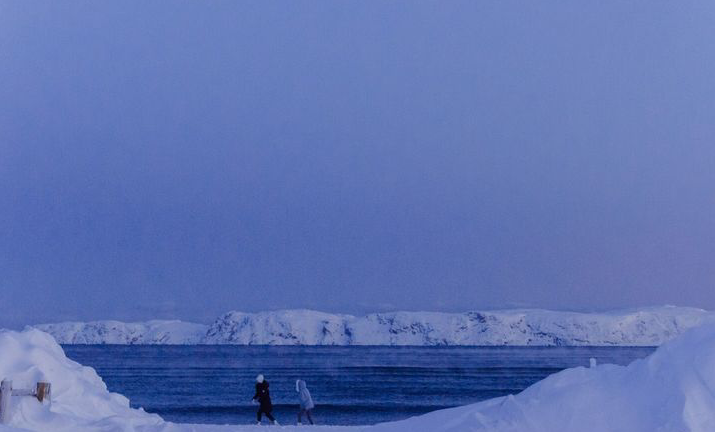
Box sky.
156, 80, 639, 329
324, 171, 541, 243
1, 1, 715, 328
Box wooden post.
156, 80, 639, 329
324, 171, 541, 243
36, 382, 51, 403
0, 379, 12, 424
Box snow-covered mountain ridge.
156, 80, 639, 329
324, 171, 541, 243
34, 320, 207, 345
34, 306, 712, 346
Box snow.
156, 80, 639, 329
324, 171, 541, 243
3, 319, 715, 432
203, 310, 352, 345
34, 320, 207, 345
370, 315, 715, 432
0, 329, 162, 432
35, 306, 711, 346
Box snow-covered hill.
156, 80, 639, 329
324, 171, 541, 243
34, 320, 207, 345
34, 306, 712, 346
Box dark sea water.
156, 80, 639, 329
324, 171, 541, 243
63, 345, 654, 426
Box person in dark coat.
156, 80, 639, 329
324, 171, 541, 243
252, 374, 278, 425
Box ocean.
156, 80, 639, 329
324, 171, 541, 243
63, 345, 654, 426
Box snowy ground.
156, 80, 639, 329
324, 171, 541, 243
0, 425, 358, 432
3, 320, 715, 432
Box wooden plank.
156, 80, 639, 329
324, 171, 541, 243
0, 380, 12, 424
36, 382, 51, 403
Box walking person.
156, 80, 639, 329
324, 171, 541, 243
253, 374, 279, 425
296, 379, 315, 425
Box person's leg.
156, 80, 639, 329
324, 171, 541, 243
298, 409, 303, 423
264, 411, 276, 422
257, 408, 262, 422
306, 409, 314, 425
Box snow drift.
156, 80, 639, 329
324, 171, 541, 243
35, 306, 711, 346
371, 316, 715, 432
0, 329, 163, 432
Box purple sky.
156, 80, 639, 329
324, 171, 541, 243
1, 1, 715, 328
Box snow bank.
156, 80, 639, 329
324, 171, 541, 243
371, 317, 715, 432
0, 328, 163, 432
36, 306, 712, 346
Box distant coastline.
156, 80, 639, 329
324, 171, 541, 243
32, 306, 711, 347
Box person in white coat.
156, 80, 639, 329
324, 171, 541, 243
295, 379, 315, 425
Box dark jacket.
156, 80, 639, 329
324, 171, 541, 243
253, 381, 272, 411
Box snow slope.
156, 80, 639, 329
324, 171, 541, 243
0, 329, 164, 432
369, 316, 715, 432
5, 318, 715, 432
34, 320, 207, 345
36, 306, 711, 346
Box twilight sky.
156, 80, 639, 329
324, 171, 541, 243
1, 1, 715, 328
